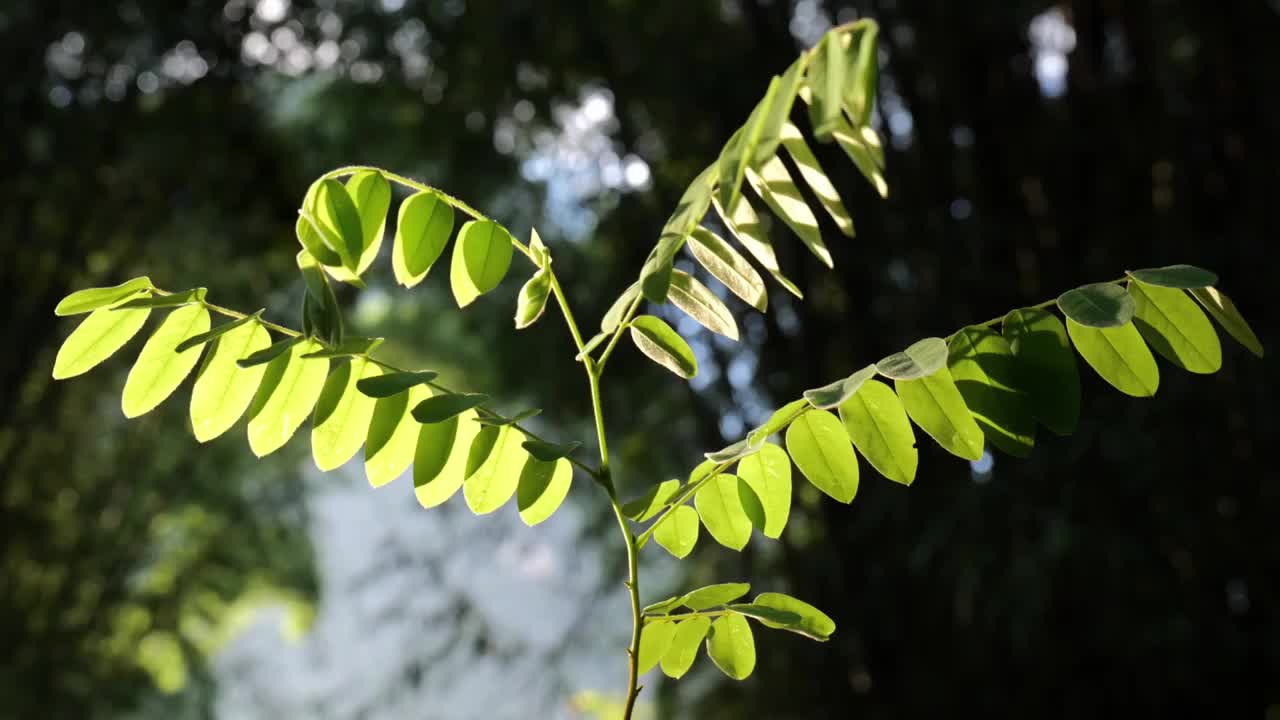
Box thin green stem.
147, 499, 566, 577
633, 458, 733, 548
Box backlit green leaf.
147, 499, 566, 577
1002, 308, 1080, 435
1066, 319, 1160, 398
1128, 281, 1221, 374
785, 409, 859, 503
301, 336, 383, 359
735, 443, 791, 539
464, 425, 529, 514
713, 194, 782, 279
1128, 264, 1217, 289
356, 370, 438, 398
707, 614, 755, 681
517, 457, 573, 526
718, 76, 780, 213
297, 250, 342, 345
414, 408, 482, 509
695, 474, 755, 550
1190, 286, 1264, 358
451, 220, 514, 307
629, 315, 698, 379
189, 319, 271, 442
515, 267, 552, 329
53, 299, 151, 380
411, 392, 489, 424
876, 337, 948, 380
601, 283, 640, 334
746, 157, 832, 269
807, 32, 848, 139
725, 604, 802, 627
661, 617, 711, 679
780, 123, 854, 237
121, 304, 210, 418
748, 399, 810, 444
311, 358, 379, 471
655, 505, 699, 559
637, 620, 677, 676
838, 378, 918, 485
246, 340, 329, 457
55, 276, 154, 316
669, 269, 739, 340
643, 596, 686, 616
314, 178, 366, 274
751, 56, 808, 166
804, 363, 876, 409
639, 233, 685, 305
176, 313, 258, 353
896, 367, 984, 461
521, 439, 582, 462
623, 479, 682, 522
844, 23, 880, 126
393, 191, 455, 288
832, 119, 889, 197
947, 327, 1036, 457
705, 436, 764, 464
681, 583, 751, 610
751, 592, 836, 641
1057, 283, 1135, 328
115, 287, 206, 309
346, 169, 390, 262
364, 384, 430, 487
236, 336, 302, 368
687, 226, 767, 312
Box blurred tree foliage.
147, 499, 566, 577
4, 0, 1276, 718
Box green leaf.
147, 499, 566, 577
115, 287, 206, 309
725, 604, 802, 627
393, 191, 455, 288
705, 436, 764, 464
529, 227, 550, 266
297, 250, 343, 345
1057, 282, 1135, 328
655, 505, 700, 559
190, 319, 271, 442
237, 336, 302, 368
745, 157, 832, 269
311, 357, 379, 471
1128, 281, 1222, 374
780, 123, 854, 237
623, 479, 682, 521
314, 179, 366, 274
629, 315, 698, 379
414, 408, 482, 509
52, 299, 152, 380
735, 443, 791, 539
575, 332, 608, 361
451, 220, 514, 308
639, 233, 685, 305
1127, 264, 1218, 289
713, 194, 782, 278
643, 596, 685, 616
718, 76, 781, 213
876, 337, 948, 380
695, 474, 756, 550
748, 398, 810, 444
804, 363, 876, 409
515, 267, 552, 329
175, 313, 258, 353
752, 56, 808, 166
246, 340, 329, 457
669, 269, 739, 341
356, 370, 438, 398
1066, 319, 1160, 398
661, 617, 711, 679
346, 169, 391, 263
1002, 308, 1080, 435
947, 327, 1036, 458
680, 583, 751, 610
601, 283, 640, 333
365, 385, 430, 487
844, 23, 880, 126
294, 207, 343, 269
832, 119, 889, 197
687, 226, 767, 312
807, 32, 849, 139
644, 165, 716, 305
517, 457, 573, 526
463, 425, 529, 514
706, 614, 755, 680
896, 367, 985, 461
55, 276, 154, 316
637, 620, 677, 676
838, 378, 918, 485
411, 392, 489, 424
521, 439, 582, 463
1190, 286, 1264, 358
785, 410, 860, 503
301, 336, 383, 359
121, 304, 211, 418
751, 592, 836, 641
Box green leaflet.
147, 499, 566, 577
844, 23, 880, 126
735, 443, 791, 539
115, 287, 206, 309
876, 337, 948, 380
121, 304, 211, 418
411, 392, 489, 424
246, 340, 329, 458
1190, 286, 1264, 358
751, 55, 808, 166
746, 156, 832, 269
297, 250, 343, 345
356, 370, 438, 398
414, 408, 482, 509
52, 299, 151, 380
785, 409, 860, 503
694, 474, 756, 550
668, 269, 738, 340
718, 76, 780, 214
622, 479, 682, 522
516, 457, 573, 526
832, 119, 889, 197
1002, 307, 1080, 435
1128, 264, 1217, 289
661, 617, 712, 679
629, 315, 698, 379
705, 436, 764, 464
687, 226, 768, 312
713, 194, 780, 274
681, 582, 751, 610
707, 614, 756, 681
1066, 319, 1160, 398
838, 378, 918, 485
576, 333, 608, 360
725, 604, 803, 627
463, 425, 529, 514
601, 283, 640, 333
301, 336, 383, 359
780, 123, 854, 237
748, 398, 810, 445
1128, 281, 1222, 374
639, 233, 685, 305
521, 439, 581, 462
55, 276, 153, 316
315, 178, 366, 275
807, 31, 848, 139
804, 364, 876, 409
189, 319, 271, 442
637, 620, 678, 676
365, 384, 430, 487
237, 336, 302, 368
451, 220, 514, 308
345, 170, 391, 265
393, 191, 455, 288
643, 596, 686, 616
751, 592, 836, 641
175, 312, 258, 352
515, 267, 552, 329
655, 505, 699, 559
896, 367, 985, 461
947, 327, 1036, 458
311, 357, 380, 471
641, 167, 716, 304
1057, 282, 1135, 328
